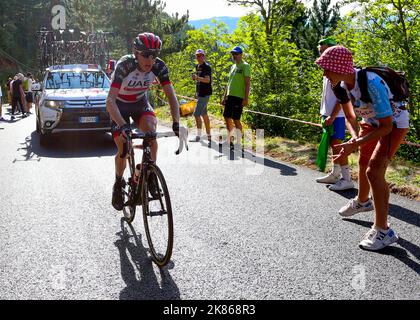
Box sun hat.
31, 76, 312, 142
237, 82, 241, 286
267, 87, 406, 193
195, 49, 205, 55
315, 45, 354, 74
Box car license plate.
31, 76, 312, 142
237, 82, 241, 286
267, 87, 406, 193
79, 116, 99, 123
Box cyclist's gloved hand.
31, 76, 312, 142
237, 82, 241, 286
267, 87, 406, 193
172, 122, 180, 137
120, 123, 132, 140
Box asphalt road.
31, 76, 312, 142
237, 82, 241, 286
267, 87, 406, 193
0, 107, 419, 300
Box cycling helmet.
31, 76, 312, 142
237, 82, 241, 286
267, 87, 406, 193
133, 32, 162, 51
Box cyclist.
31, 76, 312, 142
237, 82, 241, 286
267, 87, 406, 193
106, 32, 181, 211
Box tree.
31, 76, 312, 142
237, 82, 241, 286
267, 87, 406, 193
226, 0, 306, 46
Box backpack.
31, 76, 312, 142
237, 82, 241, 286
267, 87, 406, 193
357, 67, 410, 103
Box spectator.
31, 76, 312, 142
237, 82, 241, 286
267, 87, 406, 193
316, 45, 410, 251
221, 46, 251, 150
315, 37, 354, 191
31, 78, 41, 108
24, 72, 34, 114
0, 84, 3, 121
11, 73, 26, 119
191, 49, 212, 147
106, 59, 116, 78
6, 77, 13, 105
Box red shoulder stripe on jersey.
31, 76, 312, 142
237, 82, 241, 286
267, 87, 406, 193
160, 80, 171, 86
111, 82, 122, 89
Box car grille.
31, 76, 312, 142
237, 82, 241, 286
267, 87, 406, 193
65, 99, 106, 108
55, 107, 111, 130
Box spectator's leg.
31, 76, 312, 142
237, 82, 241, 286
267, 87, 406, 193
194, 116, 202, 138
203, 115, 211, 138
233, 120, 243, 145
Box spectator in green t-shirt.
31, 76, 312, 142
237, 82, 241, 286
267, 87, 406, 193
221, 46, 251, 150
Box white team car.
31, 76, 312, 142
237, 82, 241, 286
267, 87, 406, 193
36, 64, 111, 146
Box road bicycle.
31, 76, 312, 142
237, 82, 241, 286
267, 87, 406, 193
121, 129, 187, 267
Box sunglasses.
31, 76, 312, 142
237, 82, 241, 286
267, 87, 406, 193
136, 49, 160, 59
231, 52, 240, 56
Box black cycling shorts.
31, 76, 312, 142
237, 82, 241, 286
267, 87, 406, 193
223, 95, 244, 120
111, 97, 156, 138
25, 92, 34, 103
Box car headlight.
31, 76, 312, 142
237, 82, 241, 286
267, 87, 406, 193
44, 100, 65, 109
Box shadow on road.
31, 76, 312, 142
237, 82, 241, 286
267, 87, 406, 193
202, 140, 297, 176
16, 131, 116, 160
115, 218, 180, 300
343, 218, 420, 276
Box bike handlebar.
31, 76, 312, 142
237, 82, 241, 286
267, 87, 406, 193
120, 130, 189, 158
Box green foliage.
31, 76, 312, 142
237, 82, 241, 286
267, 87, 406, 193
0, 0, 189, 80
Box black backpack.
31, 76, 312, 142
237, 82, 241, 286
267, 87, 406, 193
357, 67, 410, 103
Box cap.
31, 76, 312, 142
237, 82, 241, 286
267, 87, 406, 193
315, 45, 354, 75
230, 46, 243, 54
195, 49, 205, 55
318, 37, 337, 46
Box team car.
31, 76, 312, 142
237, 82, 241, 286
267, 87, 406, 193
36, 64, 111, 146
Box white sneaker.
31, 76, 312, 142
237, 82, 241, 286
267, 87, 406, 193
359, 227, 399, 251
316, 172, 340, 184
329, 178, 355, 191
339, 197, 374, 217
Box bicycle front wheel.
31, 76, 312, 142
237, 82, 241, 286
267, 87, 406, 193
142, 164, 173, 267
122, 151, 136, 224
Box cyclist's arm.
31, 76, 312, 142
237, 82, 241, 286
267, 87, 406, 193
162, 84, 180, 123
106, 86, 126, 127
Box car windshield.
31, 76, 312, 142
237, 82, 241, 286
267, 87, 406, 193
45, 71, 110, 90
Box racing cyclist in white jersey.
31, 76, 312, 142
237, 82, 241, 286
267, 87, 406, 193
107, 32, 182, 211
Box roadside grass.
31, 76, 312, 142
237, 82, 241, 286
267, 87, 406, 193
155, 104, 420, 201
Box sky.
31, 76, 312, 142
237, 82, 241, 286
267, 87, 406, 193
163, 0, 351, 21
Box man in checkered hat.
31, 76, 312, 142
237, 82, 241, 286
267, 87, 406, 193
315, 38, 354, 191
315, 45, 410, 252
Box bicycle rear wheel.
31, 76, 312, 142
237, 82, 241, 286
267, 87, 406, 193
142, 164, 173, 267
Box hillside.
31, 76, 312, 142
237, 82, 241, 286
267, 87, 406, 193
189, 16, 240, 33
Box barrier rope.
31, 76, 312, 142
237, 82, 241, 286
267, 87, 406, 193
154, 89, 420, 148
